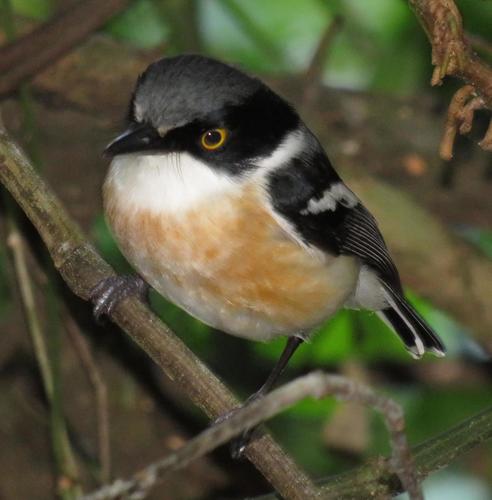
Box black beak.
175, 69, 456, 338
104, 123, 160, 157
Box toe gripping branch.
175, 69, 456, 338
213, 336, 304, 459
90, 275, 149, 321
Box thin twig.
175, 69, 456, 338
0, 0, 129, 96
81, 372, 421, 500
0, 118, 319, 500
6, 229, 54, 396
255, 405, 492, 500
302, 15, 343, 108
5, 227, 81, 498
67, 315, 111, 484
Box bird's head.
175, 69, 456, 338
105, 55, 311, 176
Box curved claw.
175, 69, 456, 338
230, 427, 260, 459
90, 275, 149, 322
212, 397, 262, 460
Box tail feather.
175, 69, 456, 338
378, 283, 446, 359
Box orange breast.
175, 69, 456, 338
104, 182, 358, 339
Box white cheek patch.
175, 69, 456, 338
254, 129, 306, 171
107, 152, 238, 213
301, 182, 358, 215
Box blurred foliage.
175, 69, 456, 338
10, 0, 53, 20
4, 0, 492, 498
9, 0, 492, 91
105, 0, 168, 48
458, 227, 492, 259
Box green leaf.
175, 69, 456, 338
200, 0, 330, 73
91, 215, 131, 273
310, 310, 354, 364
150, 292, 213, 355
456, 227, 492, 259
270, 408, 341, 475
354, 309, 412, 362
405, 387, 492, 443
254, 310, 355, 367
11, 0, 53, 20
457, 0, 492, 40
282, 394, 338, 418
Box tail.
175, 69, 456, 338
377, 283, 446, 359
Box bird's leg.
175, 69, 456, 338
247, 335, 304, 402
90, 275, 150, 321
217, 336, 304, 458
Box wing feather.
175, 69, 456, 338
266, 150, 445, 357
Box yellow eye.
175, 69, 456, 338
200, 128, 228, 150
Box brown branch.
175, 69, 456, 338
0, 0, 129, 97
330, 404, 492, 497
409, 0, 492, 157
82, 372, 421, 500
479, 118, 492, 152
0, 120, 319, 499
439, 84, 486, 160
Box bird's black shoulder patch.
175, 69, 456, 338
267, 152, 343, 254
267, 151, 402, 290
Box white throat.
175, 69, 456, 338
106, 152, 238, 213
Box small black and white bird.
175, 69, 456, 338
95, 54, 445, 410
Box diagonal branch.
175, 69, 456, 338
254, 405, 492, 500
0, 121, 319, 499
330, 406, 492, 498
0, 0, 129, 97
81, 372, 421, 500
80, 373, 492, 500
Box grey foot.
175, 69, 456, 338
90, 275, 149, 322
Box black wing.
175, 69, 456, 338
267, 151, 402, 292
267, 150, 445, 358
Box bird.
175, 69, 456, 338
92, 54, 445, 444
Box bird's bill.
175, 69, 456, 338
104, 123, 160, 157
